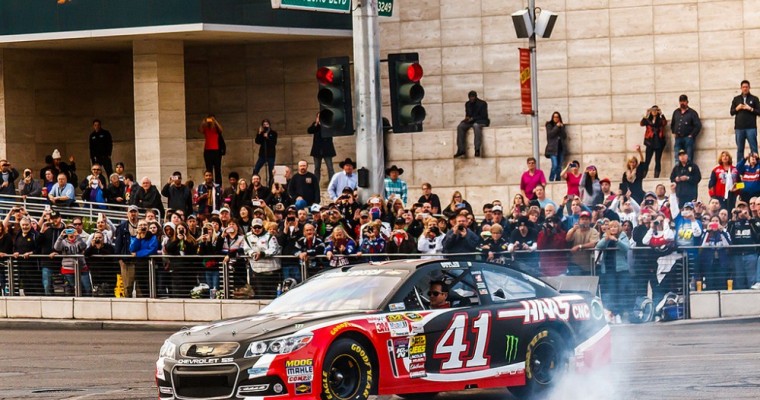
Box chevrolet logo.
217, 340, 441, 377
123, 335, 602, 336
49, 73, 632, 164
194, 345, 215, 356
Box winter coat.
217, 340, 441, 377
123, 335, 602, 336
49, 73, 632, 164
307, 122, 336, 158
54, 235, 87, 274
544, 122, 567, 157
242, 231, 281, 273
641, 116, 667, 150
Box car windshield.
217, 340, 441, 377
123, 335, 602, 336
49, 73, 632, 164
260, 269, 407, 313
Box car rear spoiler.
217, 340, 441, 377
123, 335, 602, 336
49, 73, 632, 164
542, 276, 600, 297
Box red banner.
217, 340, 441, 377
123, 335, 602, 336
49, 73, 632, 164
519, 48, 532, 115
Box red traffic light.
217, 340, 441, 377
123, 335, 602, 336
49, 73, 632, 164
317, 67, 335, 85
406, 63, 423, 82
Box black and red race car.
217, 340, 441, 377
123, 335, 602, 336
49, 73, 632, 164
156, 259, 611, 400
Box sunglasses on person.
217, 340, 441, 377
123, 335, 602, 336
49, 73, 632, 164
428, 291, 444, 296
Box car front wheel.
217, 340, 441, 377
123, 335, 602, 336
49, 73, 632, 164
320, 338, 375, 400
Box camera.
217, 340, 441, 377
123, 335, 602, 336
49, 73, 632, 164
139, 226, 147, 232
64, 228, 75, 235
644, 199, 654, 206
430, 226, 440, 235
458, 225, 465, 231
24, 171, 30, 177
286, 216, 295, 222
205, 117, 213, 123
653, 220, 660, 227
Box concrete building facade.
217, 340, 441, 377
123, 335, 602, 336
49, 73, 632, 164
0, 0, 755, 208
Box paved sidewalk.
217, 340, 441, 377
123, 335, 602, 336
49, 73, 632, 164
0, 318, 195, 331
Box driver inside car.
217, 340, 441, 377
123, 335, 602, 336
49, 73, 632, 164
428, 280, 450, 309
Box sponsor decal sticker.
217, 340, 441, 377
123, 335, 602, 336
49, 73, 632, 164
404, 312, 423, 321
387, 314, 405, 322
572, 303, 591, 320
440, 261, 461, 269
409, 336, 426, 356
505, 335, 519, 363
389, 302, 406, 311
286, 359, 314, 383
295, 382, 312, 395
479, 289, 489, 295
389, 320, 410, 337
394, 338, 409, 359
330, 322, 351, 335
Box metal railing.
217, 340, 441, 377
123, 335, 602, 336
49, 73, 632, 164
1, 244, 753, 322
0, 194, 136, 223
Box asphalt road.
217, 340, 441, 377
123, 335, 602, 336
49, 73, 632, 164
1, 318, 759, 399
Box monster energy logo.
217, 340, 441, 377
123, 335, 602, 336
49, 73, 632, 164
505, 335, 519, 362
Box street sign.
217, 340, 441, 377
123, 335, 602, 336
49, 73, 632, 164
378, 0, 394, 17
271, 0, 351, 14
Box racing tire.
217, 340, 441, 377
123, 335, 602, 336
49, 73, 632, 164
509, 329, 570, 400
320, 338, 376, 400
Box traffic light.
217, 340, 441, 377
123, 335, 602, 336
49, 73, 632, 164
387, 52, 426, 133
316, 56, 353, 137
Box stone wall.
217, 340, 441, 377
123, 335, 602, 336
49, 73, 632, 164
0, 48, 135, 173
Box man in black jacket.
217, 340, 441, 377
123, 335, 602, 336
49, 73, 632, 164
37, 209, 66, 295
89, 119, 113, 176
308, 112, 336, 183
455, 91, 490, 158
670, 149, 702, 207
287, 160, 320, 206
671, 94, 701, 164
161, 172, 193, 216
0, 160, 20, 201
730, 80, 760, 162
134, 177, 165, 217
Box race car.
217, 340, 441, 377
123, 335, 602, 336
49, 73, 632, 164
155, 259, 611, 399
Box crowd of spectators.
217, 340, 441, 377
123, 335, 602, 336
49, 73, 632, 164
1, 82, 760, 322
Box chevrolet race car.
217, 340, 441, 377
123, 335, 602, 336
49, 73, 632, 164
156, 259, 611, 400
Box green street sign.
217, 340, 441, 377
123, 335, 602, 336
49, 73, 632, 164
271, 0, 351, 14
379, 0, 394, 17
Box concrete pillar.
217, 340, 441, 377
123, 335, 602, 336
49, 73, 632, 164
0, 49, 6, 160
132, 40, 187, 187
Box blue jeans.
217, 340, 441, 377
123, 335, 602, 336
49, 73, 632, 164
549, 154, 563, 181
733, 254, 756, 290
253, 156, 276, 184
63, 272, 92, 296
736, 128, 758, 162
41, 267, 55, 295
673, 136, 694, 164
205, 269, 220, 291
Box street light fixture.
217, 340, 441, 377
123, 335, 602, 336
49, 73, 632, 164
511, 2, 557, 170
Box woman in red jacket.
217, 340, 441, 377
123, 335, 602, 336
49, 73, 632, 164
537, 216, 568, 276
708, 151, 740, 211
640, 105, 667, 178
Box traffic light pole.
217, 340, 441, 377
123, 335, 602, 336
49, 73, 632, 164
352, 0, 385, 201
529, 0, 541, 170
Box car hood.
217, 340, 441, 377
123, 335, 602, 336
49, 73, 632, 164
171, 310, 369, 343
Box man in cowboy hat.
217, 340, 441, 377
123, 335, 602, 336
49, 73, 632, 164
327, 158, 358, 200
384, 165, 408, 205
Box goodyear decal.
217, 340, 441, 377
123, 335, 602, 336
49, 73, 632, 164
330, 322, 351, 335
525, 331, 548, 379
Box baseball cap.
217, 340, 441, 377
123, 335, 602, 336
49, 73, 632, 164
127, 205, 139, 212
736, 200, 749, 207
644, 191, 656, 199
682, 202, 694, 209
492, 205, 503, 213
678, 149, 687, 155
579, 211, 591, 218
310, 204, 321, 213
252, 218, 264, 227
679, 94, 688, 102
219, 206, 231, 213
186, 214, 197, 220
49, 210, 61, 218
600, 177, 611, 184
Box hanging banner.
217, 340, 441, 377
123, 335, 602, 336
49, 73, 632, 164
519, 48, 532, 115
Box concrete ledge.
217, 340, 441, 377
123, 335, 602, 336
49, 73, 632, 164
719, 290, 760, 317
0, 297, 6, 318
111, 298, 148, 320
41, 297, 74, 319
148, 299, 185, 321
184, 300, 222, 322
689, 291, 720, 319
6, 298, 42, 318
74, 298, 112, 320
221, 300, 261, 320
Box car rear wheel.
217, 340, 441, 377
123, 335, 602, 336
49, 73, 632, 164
320, 338, 375, 400
510, 329, 570, 400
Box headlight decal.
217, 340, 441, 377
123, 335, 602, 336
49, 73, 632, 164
244, 334, 313, 358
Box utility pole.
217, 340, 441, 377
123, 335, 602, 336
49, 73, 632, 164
352, 0, 385, 201
529, 0, 540, 170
